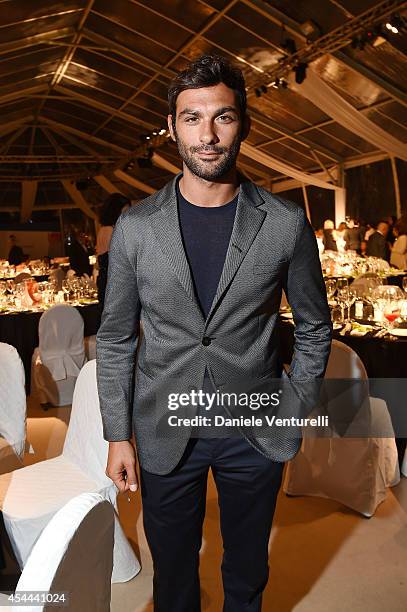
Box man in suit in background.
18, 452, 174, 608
97, 55, 332, 611
366, 220, 390, 261
7, 235, 24, 266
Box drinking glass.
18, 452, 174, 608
337, 286, 356, 323
325, 279, 337, 302
402, 276, 407, 294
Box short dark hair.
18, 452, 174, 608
99, 193, 130, 226
168, 54, 247, 127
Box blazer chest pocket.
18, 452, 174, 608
253, 260, 288, 276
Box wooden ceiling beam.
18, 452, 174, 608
61, 179, 97, 219
151, 153, 180, 175
39, 117, 130, 154
94, 175, 124, 194
113, 170, 155, 194
54, 84, 156, 132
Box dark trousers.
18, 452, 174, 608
140, 436, 284, 612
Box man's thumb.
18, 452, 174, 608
125, 463, 138, 491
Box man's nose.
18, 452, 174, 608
200, 120, 219, 145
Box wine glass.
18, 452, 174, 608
338, 286, 357, 323
372, 286, 404, 331
325, 279, 337, 302
380, 299, 402, 332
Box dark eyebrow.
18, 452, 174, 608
178, 106, 239, 118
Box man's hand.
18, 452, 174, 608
106, 440, 138, 493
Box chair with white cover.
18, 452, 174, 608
0, 360, 140, 583
31, 304, 87, 406
0, 492, 114, 611
0, 343, 26, 474
283, 339, 400, 517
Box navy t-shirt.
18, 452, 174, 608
177, 181, 238, 319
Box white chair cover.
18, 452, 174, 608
284, 340, 400, 516
0, 492, 114, 611
31, 305, 87, 406
0, 361, 140, 583
39, 305, 86, 381
0, 343, 26, 461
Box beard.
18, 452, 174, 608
174, 130, 241, 181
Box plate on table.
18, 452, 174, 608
389, 328, 407, 337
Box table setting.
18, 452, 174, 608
0, 277, 98, 316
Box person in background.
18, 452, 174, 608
315, 228, 324, 255
322, 219, 337, 251
345, 218, 363, 253
335, 221, 348, 253
366, 220, 390, 261
65, 227, 92, 277
7, 235, 24, 266
390, 215, 407, 270
96, 193, 131, 311
386, 215, 397, 246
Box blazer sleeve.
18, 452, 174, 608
283, 208, 332, 380
96, 215, 141, 441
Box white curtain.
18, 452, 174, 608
240, 141, 343, 191
290, 67, 407, 161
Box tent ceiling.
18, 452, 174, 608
0, 0, 406, 214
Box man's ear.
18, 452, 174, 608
167, 115, 176, 142
241, 114, 251, 141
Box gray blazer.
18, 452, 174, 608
96, 176, 332, 474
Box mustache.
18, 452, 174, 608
190, 145, 226, 154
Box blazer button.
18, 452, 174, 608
202, 336, 211, 346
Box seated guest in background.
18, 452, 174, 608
390, 215, 407, 270
315, 228, 324, 255
65, 227, 93, 277
322, 219, 337, 251
366, 221, 390, 261
96, 193, 131, 311
335, 221, 348, 253
7, 235, 24, 266
345, 218, 363, 253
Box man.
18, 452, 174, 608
97, 55, 332, 611
366, 220, 390, 261
7, 235, 24, 266
345, 218, 364, 253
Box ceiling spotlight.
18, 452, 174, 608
299, 19, 322, 41
294, 62, 308, 85
159, 128, 166, 135
386, 14, 404, 34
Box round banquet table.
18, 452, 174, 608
323, 273, 406, 289
0, 303, 100, 391
279, 317, 407, 464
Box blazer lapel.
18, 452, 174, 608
205, 181, 266, 325
149, 176, 200, 311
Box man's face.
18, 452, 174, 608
168, 82, 249, 181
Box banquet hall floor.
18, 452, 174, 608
24, 396, 407, 612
